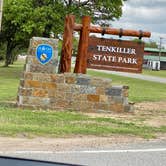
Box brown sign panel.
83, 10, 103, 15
87, 37, 144, 73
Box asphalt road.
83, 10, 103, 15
89, 69, 166, 84
1, 141, 166, 166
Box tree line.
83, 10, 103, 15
0, 0, 126, 66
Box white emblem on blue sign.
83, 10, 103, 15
36, 44, 53, 65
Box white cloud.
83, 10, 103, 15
112, 0, 166, 47
127, 0, 166, 8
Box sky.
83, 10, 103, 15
111, 0, 166, 48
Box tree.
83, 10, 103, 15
132, 39, 159, 49
62, 0, 125, 25
145, 41, 158, 48
1, 0, 65, 66
1, 0, 125, 67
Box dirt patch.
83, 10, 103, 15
84, 101, 166, 127
135, 101, 166, 112
0, 135, 145, 151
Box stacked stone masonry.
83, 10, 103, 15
17, 72, 131, 113
26, 37, 59, 74
17, 37, 132, 113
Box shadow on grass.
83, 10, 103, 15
0, 101, 17, 109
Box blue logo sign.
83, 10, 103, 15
36, 44, 53, 65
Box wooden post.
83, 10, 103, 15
59, 15, 75, 73
74, 24, 151, 38
74, 16, 91, 74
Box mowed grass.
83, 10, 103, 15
143, 69, 166, 78
0, 61, 24, 101
0, 61, 166, 139
0, 106, 165, 139
88, 70, 166, 102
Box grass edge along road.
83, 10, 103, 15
0, 106, 165, 139
0, 61, 166, 139
142, 69, 166, 78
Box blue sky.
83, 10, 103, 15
112, 0, 166, 48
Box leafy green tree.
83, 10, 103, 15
1, 0, 125, 67
62, 0, 125, 22
132, 38, 159, 48
1, 0, 64, 66
145, 41, 158, 48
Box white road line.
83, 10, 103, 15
0, 148, 166, 154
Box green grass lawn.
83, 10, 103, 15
0, 61, 24, 101
143, 69, 166, 78
0, 106, 165, 139
88, 70, 166, 102
0, 61, 165, 139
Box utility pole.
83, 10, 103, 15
158, 37, 163, 70
0, 0, 3, 31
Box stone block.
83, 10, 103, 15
72, 93, 87, 101
76, 76, 91, 85
100, 95, 108, 102
87, 95, 100, 102
54, 99, 69, 108
54, 91, 65, 100
65, 76, 76, 84
33, 89, 48, 97
26, 97, 50, 106
80, 86, 96, 94
51, 74, 65, 83
32, 73, 51, 82
24, 72, 33, 80
25, 80, 41, 88
112, 96, 123, 103
110, 103, 124, 112
79, 101, 95, 112
65, 93, 73, 101
71, 85, 81, 94
42, 82, 57, 89
124, 105, 132, 112
94, 103, 109, 111
20, 96, 29, 105
69, 101, 80, 111
96, 87, 105, 95
105, 86, 123, 96
90, 77, 103, 87
48, 90, 56, 98
19, 88, 32, 96
57, 84, 71, 92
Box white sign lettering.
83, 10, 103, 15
93, 54, 137, 64
96, 45, 136, 55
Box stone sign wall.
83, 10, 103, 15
26, 37, 59, 74
17, 37, 132, 113
18, 72, 131, 112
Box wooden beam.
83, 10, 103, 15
74, 23, 151, 38
74, 16, 91, 74
59, 15, 75, 73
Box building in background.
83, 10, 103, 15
143, 47, 166, 70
